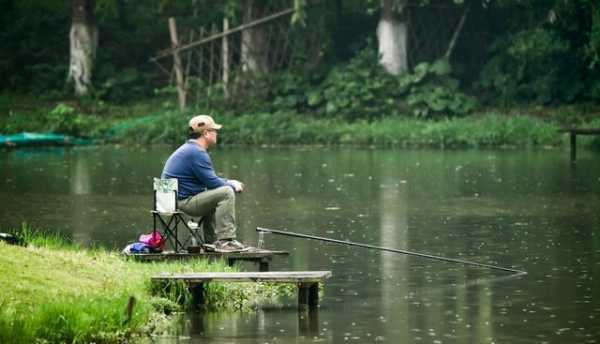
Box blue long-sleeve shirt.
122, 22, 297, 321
161, 140, 232, 199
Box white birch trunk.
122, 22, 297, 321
241, 0, 269, 74
67, 0, 97, 96
377, 1, 408, 75
68, 23, 97, 96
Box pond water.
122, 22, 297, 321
1, 145, 599, 343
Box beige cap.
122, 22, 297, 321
188, 115, 222, 133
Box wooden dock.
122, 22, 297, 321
559, 128, 600, 162
151, 271, 332, 310
126, 248, 289, 271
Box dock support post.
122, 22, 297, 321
298, 282, 319, 310
570, 131, 577, 163
190, 283, 205, 310
308, 283, 319, 309
298, 307, 320, 336
298, 283, 309, 310
259, 259, 270, 272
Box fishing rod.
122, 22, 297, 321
256, 227, 526, 275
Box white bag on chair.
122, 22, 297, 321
154, 178, 178, 213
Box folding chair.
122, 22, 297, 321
152, 178, 204, 252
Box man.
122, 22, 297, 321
161, 114, 249, 252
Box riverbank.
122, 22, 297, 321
0, 230, 288, 343
2, 94, 600, 148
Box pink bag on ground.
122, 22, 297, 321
139, 232, 165, 251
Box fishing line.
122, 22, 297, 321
256, 227, 526, 275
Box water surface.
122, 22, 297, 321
1, 145, 599, 343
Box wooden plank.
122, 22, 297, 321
558, 128, 600, 135
152, 271, 332, 284
127, 249, 289, 261
152, 7, 296, 61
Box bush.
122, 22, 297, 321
480, 28, 584, 105
46, 103, 105, 137
286, 46, 477, 120
399, 60, 477, 119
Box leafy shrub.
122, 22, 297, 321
399, 59, 477, 118
292, 46, 476, 120
106, 110, 189, 144
95, 67, 153, 103
480, 28, 584, 105
47, 103, 104, 137
302, 47, 398, 120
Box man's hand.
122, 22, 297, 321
229, 179, 245, 193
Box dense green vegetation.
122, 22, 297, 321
1, 0, 599, 147
0, 228, 293, 343
3, 94, 600, 148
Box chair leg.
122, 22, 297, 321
179, 214, 205, 246
154, 213, 185, 252
153, 213, 206, 253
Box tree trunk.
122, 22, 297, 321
377, 0, 408, 75
67, 0, 98, 96
222, 17, 230, 98
241, 0, 269, 74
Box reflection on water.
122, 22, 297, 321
1, 145, 599, 342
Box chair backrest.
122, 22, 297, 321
154, 178, 178, 213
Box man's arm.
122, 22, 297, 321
190, 151, 239, 192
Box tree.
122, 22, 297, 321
241, 0, 270, 74
377, 0, 408, 75
67, 0, 98, 96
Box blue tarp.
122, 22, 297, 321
0, 132, 90, 148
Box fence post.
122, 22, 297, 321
169, 17, 187, 111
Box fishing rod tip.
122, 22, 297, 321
256, 227, 272, 233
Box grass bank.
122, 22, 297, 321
0, 230, 291, 343
111, 109, 600, 148
2, 93, 600, 148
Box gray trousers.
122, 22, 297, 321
178, 186, 236, 243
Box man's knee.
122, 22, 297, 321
218, 185, 235, 199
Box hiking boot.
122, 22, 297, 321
213, 239, 251, 253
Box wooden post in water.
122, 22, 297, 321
570, 131, 577, 162
169, 17, 186, 111
190, 283, 205, 310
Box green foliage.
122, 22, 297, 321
107, 107, 566, 148
480, 27, 583, 105
47, 103, 105, 137
0, 1, 70, 91
585, 6, 600, 68
107, 110, 189, 144
275, 47, 476, 120
399, 59, 477, 118
95, 67, 153, 103
291, 0, 307, 26
301, 47, 399, 120
18, 223, 72, 250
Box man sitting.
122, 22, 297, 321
161, 114, 249, 252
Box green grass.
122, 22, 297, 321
2, 93, 598, 148
104, 109, 569, 148
0, 229, 293, 343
